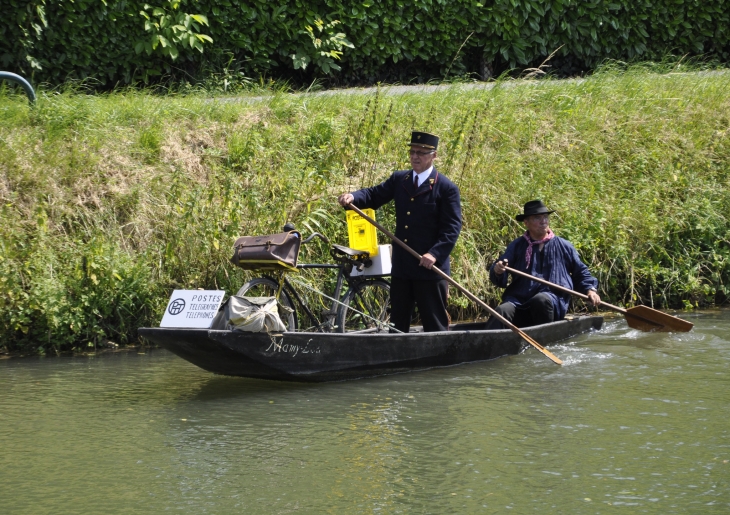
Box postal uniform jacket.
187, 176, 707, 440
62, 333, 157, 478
350, 168, 462, 280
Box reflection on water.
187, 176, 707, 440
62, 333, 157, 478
1, 311, 729, 514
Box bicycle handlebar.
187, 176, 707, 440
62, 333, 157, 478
283, 223, 331, 245
301, 232, 330, 245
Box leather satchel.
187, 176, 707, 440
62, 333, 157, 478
230, 231, 301, 271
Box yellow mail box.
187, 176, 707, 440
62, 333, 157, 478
346, 208, 379, 256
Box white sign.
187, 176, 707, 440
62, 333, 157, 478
350, 244, 392, 277
160, 290, 225, 328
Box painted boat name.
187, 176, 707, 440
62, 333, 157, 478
265, 337, 320, 356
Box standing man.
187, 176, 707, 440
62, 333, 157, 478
338, 131, 462, 333
486, 200, 600, 329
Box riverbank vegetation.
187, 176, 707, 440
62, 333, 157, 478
2, 64, 729, 352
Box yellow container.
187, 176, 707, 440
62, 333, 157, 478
346, 208, 379, 256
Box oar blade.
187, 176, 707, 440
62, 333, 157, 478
533, 343, 563, 365
518, 330, 563, 365
625, 305, 693, 332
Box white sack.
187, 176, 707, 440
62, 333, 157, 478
211, 296, 289, 333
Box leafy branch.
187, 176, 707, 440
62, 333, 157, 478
290, 19, 354, 75
135, 1, 213, 61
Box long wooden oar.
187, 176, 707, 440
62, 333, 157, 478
346, 204, 563, 365
502, 265, 693, 332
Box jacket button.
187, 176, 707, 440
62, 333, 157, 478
407, 211, 411, 215
410, 198, 414, 201
404, 239, 408, 243
405, 225, 408, 229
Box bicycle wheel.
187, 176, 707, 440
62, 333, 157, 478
336, 279, 391, 333
237, 277, 297, 331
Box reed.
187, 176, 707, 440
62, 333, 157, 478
1, 64, 729, 351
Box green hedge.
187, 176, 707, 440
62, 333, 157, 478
2, 0, 729, 87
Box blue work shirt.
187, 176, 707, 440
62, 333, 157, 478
489, 236, 598, 320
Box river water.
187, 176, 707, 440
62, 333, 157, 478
1, 311, 728, 514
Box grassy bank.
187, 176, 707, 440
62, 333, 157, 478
2, 66, 729, 352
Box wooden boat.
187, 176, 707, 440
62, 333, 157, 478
138, 316, 603, 382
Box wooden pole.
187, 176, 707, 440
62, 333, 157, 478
346, 204, 563, 365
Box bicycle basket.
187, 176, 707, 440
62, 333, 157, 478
230, 231, 301, 271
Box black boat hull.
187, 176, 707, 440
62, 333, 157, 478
138, 316, 603, 382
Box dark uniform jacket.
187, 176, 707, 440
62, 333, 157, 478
350, 168, 462, 280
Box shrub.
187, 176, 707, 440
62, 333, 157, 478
1, 1, 728, 88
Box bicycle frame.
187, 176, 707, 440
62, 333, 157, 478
288, 264, 342, 331
278, 262, 378, 332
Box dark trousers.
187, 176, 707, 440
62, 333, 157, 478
390, 277, 450, 333
485, 292, 555, 330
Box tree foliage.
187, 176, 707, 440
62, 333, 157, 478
1, 0, 728, 87
136, 2, 213, 61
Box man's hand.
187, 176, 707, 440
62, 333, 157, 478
493, 259, 508, 275
338, 193, 354, 207
419, 253, 437, 269
587, 289, 601, 307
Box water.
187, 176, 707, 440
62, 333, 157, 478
2, 312, 728, 514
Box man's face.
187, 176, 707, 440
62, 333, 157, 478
409, 146, 436, 173
524, 214, 550, 236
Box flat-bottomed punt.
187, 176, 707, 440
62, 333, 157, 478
138, 316, 603, 382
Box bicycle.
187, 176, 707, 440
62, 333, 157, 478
236, 223, 392, 333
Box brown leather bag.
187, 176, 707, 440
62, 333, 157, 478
230, 231, 301, 271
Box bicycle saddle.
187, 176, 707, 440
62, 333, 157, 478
330, 244, 372, 271
331, 244, 370, 259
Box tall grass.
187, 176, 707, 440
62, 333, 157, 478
1, 65, 729, 351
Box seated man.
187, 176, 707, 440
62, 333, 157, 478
486, 200, 600, 329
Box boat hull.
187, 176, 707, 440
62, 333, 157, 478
138, 316, 603, 382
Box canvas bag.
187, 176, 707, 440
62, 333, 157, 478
230, 231, 301, 271
211, 296, 290, 333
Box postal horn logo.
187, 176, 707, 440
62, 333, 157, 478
168, 298, 186, 316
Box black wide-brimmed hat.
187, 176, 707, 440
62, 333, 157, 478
409, 131, 439, 150
515, 200, 556, 221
